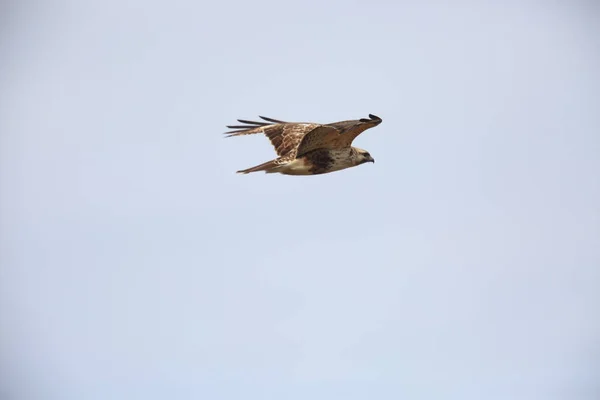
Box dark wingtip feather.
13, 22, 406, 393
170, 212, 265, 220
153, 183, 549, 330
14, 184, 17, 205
224, 115, 286, 136
224, 129, 248, 136
236, 119, 268, 126
227, 125, 256, 129
259, 116, 286, 123
360, 114, 382, 123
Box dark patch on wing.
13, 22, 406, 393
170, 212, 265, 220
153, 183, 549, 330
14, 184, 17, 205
304, 149, 334, 174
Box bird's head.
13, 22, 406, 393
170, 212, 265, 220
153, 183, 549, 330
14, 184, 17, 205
353, 147, 375, 165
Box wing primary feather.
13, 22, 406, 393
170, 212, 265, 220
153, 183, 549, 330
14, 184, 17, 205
236, 119, 268, 126
259, 116, 286, 123
226, 125, 261, 129
360, 114, 382, 122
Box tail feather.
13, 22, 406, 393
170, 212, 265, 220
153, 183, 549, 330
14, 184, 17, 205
236, 159, 280, 174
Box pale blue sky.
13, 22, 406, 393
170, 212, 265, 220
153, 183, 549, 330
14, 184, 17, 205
1, 1, 599, 399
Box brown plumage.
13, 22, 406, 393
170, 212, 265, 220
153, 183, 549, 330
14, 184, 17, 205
224, 114, 383, 175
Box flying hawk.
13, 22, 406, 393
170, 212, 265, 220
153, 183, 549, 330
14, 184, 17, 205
224, 114, 382, 175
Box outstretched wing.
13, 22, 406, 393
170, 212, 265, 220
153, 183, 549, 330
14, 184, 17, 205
295, 114, 382, 157
225, 116, 320, 156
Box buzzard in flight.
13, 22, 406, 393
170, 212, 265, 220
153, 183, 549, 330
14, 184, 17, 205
224, 114, 382, 175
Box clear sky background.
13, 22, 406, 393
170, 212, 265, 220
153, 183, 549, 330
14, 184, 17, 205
1, 1, 599, 399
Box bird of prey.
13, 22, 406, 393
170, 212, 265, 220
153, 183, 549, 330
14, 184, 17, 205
224, 114, 382, 175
